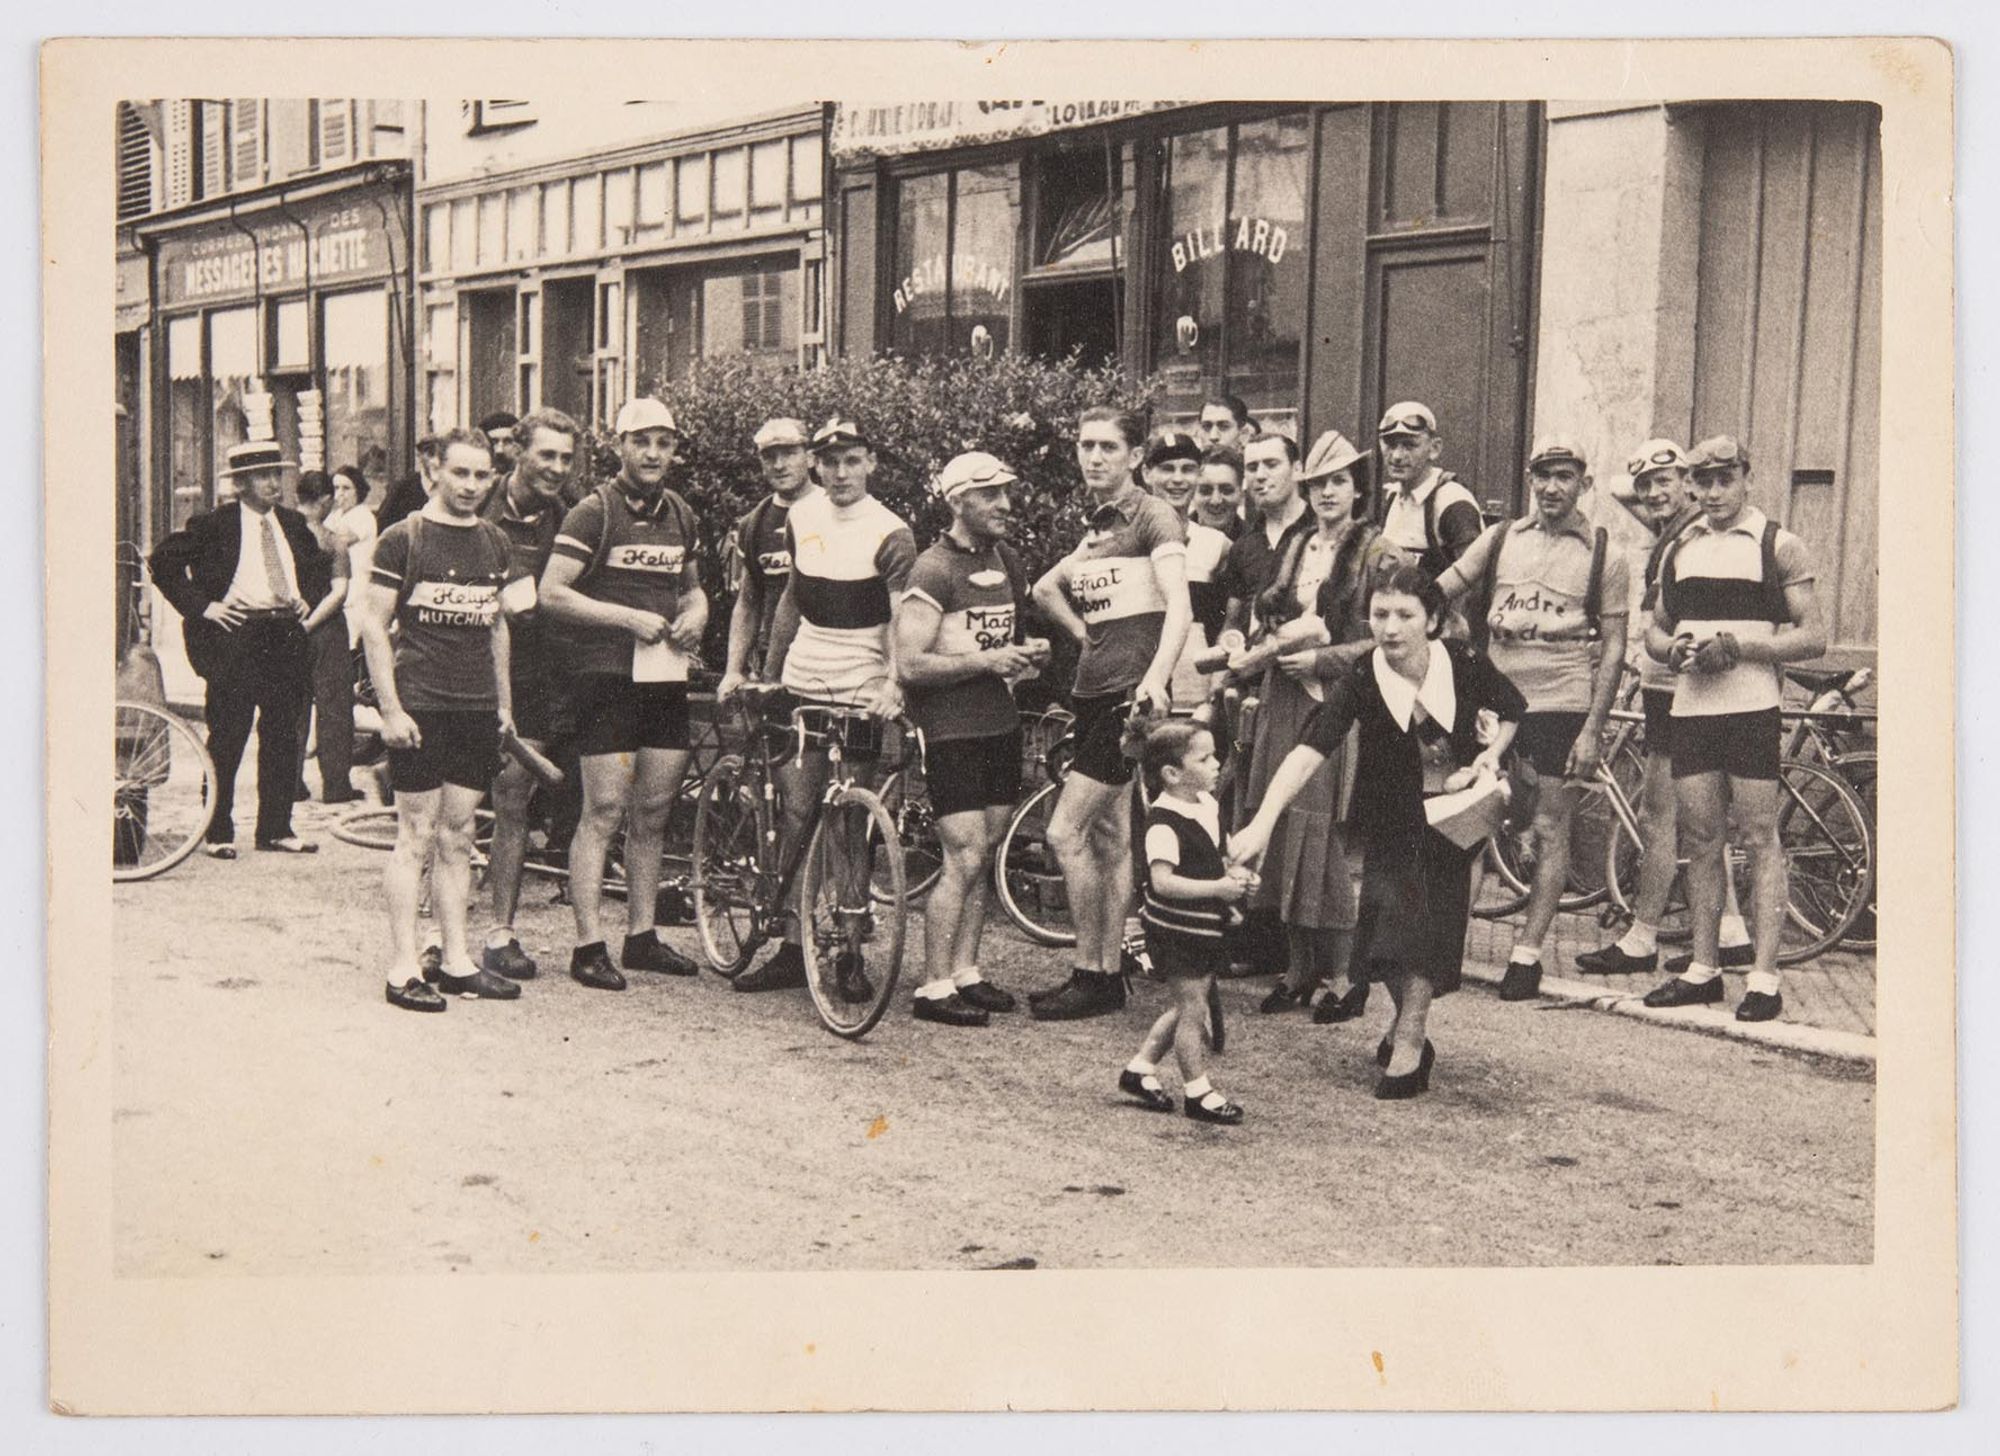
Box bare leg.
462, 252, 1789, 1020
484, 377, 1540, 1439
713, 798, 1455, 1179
431, 782, 487, 970
1092, 799, 1135, 976
1516, 782, 1579, 955
1674, 770, 1731, 970
1136, 1005, 1178, 1067
774, 752, 829, 945
1045, 773, 1126, 976
950, 803, 1014, 973
925, 809, 990, 988
1168, 975, 1212, 1086
1632, 749, 1681, 924
621, 747, 691, 938
570, 753, 636, 947
486, 753, 538, 931
1729, 776, 1786, 979
385, 788, 441, 979
1384, 970, 1435, 1075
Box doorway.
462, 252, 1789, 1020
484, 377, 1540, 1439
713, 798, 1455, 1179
1023, 276, 1123, 371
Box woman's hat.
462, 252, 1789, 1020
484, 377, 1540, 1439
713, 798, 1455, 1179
1299, 430, 1366, 482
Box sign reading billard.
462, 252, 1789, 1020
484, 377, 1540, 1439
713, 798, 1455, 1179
1171, 215, 1291, 272
155, 195, 395, 308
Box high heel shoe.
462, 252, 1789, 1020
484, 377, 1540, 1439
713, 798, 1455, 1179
1373, 1040, 1435, 1100
1314, 981, 1369, 1024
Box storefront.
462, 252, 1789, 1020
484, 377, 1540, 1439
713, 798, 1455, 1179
415, 107, 827, 435
134, 163, 415, 533
831, 100, 1542, 516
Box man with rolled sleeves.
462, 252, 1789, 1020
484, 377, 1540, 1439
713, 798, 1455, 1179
539, 397, 708, 992
1438, 435, 1630, 1001
1640, 436, 1825, 1023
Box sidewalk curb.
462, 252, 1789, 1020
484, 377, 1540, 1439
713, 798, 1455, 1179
1462, 964, 1877, 1064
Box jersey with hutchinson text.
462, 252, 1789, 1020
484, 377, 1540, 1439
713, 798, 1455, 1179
548, 484, 702, 679
370, 515, 511, 711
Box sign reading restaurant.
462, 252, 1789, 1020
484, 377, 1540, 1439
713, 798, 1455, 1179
153, 189, 396, 309
830, 100, 1187, 160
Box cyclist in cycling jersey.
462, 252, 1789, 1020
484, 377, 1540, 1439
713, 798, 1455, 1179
1028, 406, 1192, 1022
735, 416, 917, 1001
539, 396, 707, 993
1376, 401, 1484, 580
894, 451, 1050, 1027
1436, 436, 1630, 1002
1576, 438, 1754, 977
1144, 429, 1230, 711
1640, 436, 1824, 1023
716, 416, 819, 704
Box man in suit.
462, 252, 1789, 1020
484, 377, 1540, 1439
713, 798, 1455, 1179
149, 441, 333, 857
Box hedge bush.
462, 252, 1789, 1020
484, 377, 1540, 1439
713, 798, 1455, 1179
570, 350, 1162, 692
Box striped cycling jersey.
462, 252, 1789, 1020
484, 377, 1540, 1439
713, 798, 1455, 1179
1658, 507, 1815, 717
1062, 485, 1187, 698
780, 490, 918, 701
1141, 792, 1232, 942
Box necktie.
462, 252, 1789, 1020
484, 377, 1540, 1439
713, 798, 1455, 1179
259, 515, 295, 606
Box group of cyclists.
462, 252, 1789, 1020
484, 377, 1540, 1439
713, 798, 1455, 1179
152, 382, 1828, 1117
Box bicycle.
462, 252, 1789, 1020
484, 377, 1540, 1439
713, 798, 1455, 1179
1598, 678, 1874, 965
1777, 666, 1877, 948
871, 722, 945, 906
114, 543, 219, 881
690, 682, 906, 1039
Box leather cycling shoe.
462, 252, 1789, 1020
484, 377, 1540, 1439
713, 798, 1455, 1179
1666, 944, 1754, 974
1574, 943, 1658, 975
386, 977, 446, 1013
1028, 969, 1127, 1021
482, 938, 538, 980
425, 964, 522, 1000
570, 945, 627, 992
623, 931, 697, 976
1118, 1070, 1175, 1113
912, 992, 990, 1027
1735, 990, 1784, 1022
733, 945, 806, 992
954, 979, 1017, 1014
1028, 969, 1087, 1006
1184, 1092, 1245, 1125
1642, 975, 1725, 1009
1497, 961, 1543, 1001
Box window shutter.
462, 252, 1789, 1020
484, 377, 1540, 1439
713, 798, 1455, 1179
231, 97, 263, 189
116, 102, 155, 219
163, 101, 194, 206
200, 101, 228, 198
318, 98, 351, 165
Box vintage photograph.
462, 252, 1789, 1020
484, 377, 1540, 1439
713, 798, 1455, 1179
49, 36, 1955, 1415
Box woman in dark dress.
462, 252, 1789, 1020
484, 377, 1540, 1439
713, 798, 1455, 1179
1231, 565, 1525, 1098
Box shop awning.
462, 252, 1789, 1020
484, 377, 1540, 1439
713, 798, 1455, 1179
829, 100, 1188, 161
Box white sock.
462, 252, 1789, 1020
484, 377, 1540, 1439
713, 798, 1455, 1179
486, 926, 515, 950
1679, 962, 1721, 985
1509, 945, 1542, 966
1719, 914, 1751, 948
1744, 970, 1781, 997
1125, 1057, 1157, 1078
952, 967, 985, 988
1618, 922, 1659, 956
915, 978, 956, 1001
1184, 1074, 1212, 1099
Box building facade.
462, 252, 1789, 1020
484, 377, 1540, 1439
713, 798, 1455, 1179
414, 104, 828, 435
828, 100, 1542, 519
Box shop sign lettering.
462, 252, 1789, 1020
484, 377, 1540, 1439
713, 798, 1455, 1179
159, 202, 388, 306
892, 252, 1013, 314
831, 100, 1186, 160
1170, 215, 1290, 272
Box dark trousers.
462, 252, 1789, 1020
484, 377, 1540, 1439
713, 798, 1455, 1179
294, 619, 354, 798
202, 616, 308, 844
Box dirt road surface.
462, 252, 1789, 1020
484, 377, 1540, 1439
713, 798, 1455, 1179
111, 820, 1872, 1276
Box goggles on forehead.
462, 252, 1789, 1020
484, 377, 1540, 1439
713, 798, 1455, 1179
1378, 415, 1431, 436
1628, 449, 1685, 476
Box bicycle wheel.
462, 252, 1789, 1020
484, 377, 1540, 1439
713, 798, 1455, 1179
1471, 827, 1533, 920
872, 766, 944, 905
691, 753, 764, 977
1602, 744, 1694, 942
112, 700, 216, 881
331, 804, 402, 851
1833, 750, 1876, 950
993, 778, 1077, 947
799, 786, 904, 1039
1768, 759, 1872, 966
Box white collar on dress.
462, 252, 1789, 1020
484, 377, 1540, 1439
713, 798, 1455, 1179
1372, 640, 1456, 732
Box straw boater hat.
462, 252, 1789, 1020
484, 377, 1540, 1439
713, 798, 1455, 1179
218, 440, 296, 477
1298, 429, 1367, 482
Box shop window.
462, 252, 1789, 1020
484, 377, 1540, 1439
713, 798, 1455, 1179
723, 263, 796, 361
1032, 142, 1131, 274
889, 163, 1019, 357
270, 298, 310, 374
208, 305, 259, 490
1152, 114, 1309, 430
166, 313, 205, 528
322, 288, 389, 477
